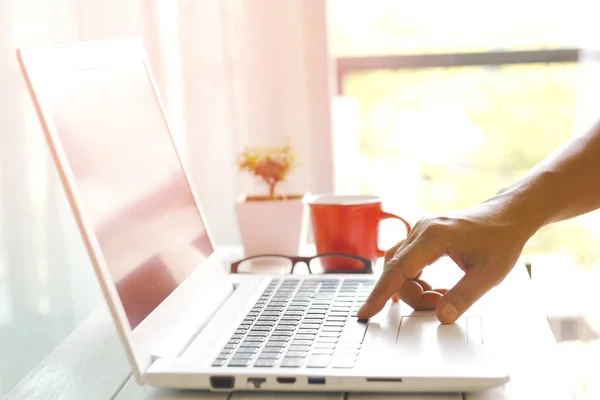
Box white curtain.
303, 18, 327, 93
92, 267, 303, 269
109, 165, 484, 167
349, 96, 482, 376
0, 0, 333, 393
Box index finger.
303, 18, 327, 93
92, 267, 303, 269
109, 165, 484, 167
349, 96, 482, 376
357, 238, 444, 319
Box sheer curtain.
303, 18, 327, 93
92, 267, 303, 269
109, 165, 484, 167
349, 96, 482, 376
0, 0, 333, 394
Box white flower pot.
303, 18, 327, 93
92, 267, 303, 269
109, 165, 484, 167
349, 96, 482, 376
235, 193, 308, 257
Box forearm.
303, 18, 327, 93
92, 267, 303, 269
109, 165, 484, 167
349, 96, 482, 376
495, 120, 600, 233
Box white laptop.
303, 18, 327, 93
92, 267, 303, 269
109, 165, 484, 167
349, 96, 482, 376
16, 37, 509, 394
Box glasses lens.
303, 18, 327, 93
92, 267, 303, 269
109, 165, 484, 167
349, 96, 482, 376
236, 256, 293, 274
309, 254, 368, 274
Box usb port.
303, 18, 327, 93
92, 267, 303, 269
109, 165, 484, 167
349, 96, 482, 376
308, 377, 326, 385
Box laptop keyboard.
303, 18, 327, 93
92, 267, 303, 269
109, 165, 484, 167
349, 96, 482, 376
211, 278, 374, 369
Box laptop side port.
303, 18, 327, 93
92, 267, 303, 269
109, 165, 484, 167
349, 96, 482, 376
366, 377, 403, 382
276, 377, 296, 384
210, 376, 235, 389
308, 377, 326, 384
247, 377, 267, 388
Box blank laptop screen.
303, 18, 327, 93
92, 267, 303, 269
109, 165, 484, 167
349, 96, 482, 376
47, 59, 213, 329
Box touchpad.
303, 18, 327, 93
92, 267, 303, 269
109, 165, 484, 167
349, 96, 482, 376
396, 315, 483, 352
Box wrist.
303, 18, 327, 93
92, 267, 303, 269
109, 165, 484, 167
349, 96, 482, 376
488, 181, 553, 241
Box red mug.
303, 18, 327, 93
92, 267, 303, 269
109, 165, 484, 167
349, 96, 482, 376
307, 194, 412, 272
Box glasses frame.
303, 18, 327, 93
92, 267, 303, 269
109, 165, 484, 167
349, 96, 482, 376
230, 252, 373, 275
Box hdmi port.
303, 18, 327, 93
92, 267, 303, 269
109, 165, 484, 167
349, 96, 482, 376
276, 377, 296, 384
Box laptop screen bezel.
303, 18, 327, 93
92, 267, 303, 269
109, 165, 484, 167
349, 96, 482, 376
16, 37, 234, 382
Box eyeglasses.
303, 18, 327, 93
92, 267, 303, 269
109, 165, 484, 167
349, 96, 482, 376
230, 253, 372, 275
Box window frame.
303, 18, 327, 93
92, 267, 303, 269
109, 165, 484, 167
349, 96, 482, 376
335, 48, 582, 95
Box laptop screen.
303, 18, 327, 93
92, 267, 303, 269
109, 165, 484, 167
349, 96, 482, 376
47, 58, 213, 330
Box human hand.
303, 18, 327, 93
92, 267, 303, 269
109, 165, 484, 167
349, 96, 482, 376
357, 200, 536, 324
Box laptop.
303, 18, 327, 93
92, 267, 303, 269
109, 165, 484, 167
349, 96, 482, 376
16, 37, 509, 394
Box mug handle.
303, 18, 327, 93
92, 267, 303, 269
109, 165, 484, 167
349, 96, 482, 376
376, 211, 412, 257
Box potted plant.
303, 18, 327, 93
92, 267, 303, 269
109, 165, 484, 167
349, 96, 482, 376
235, 139, 308, 257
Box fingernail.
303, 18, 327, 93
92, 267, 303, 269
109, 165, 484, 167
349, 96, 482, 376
442, 303, 458, 321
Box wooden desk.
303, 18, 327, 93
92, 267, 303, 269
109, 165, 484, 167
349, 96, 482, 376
6, 249, 572, 400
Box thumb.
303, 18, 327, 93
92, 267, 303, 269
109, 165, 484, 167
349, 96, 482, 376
436, 269, 491, 324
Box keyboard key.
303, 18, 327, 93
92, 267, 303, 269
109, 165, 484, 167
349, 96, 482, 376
285, 351, 308, 358
281, 357, 305, 367
322, 326, 343, 332
319, 331, 340, 337
265, 341, 287, 347
218, 349, 233, 357
284, 311, 304, 316
307, 355, 330, 368
333, 301, 353, 305
246, 331, 268, 337
297, 329, 319, 335
318, 293, 337, 297
290, 301, 310, 306
291, 339, 313, 346
329, 312, 349, 317
272, 330, 294, 337
254, 321, 276, 327
300, 324, 321, 329
288, 345, 311, 352
239, 345, 260, 352
251, 326, 273, 332
228, 359, 251, 367
254, 359, 277, 367
287, 306, 307, 311
331, 308, 351, 312
313, 342, 336, 349
241, 338, 265, 345
311, 348, 334, 355
337, 342, 361, 349
316, 337, 339, 343
262, 311, 281, 316
270, 335, 291, 342
275, 323, 296, 329
324, 321, 345, 326
235, 347, 258, 354
303, 319, 324, 324
259, 352, 283, 359
258, 316, 279, 321
293, 296, 313, 301
295, 334, 316, 340
339, 319, 368, 343
212, 359, 227, 367
281, 316, 302, 322
326, 316, 347, 321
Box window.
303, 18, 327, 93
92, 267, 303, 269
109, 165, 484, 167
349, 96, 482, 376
328, 1, 600, 398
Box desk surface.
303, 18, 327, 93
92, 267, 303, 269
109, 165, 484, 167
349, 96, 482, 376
7, 249, 572, 400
